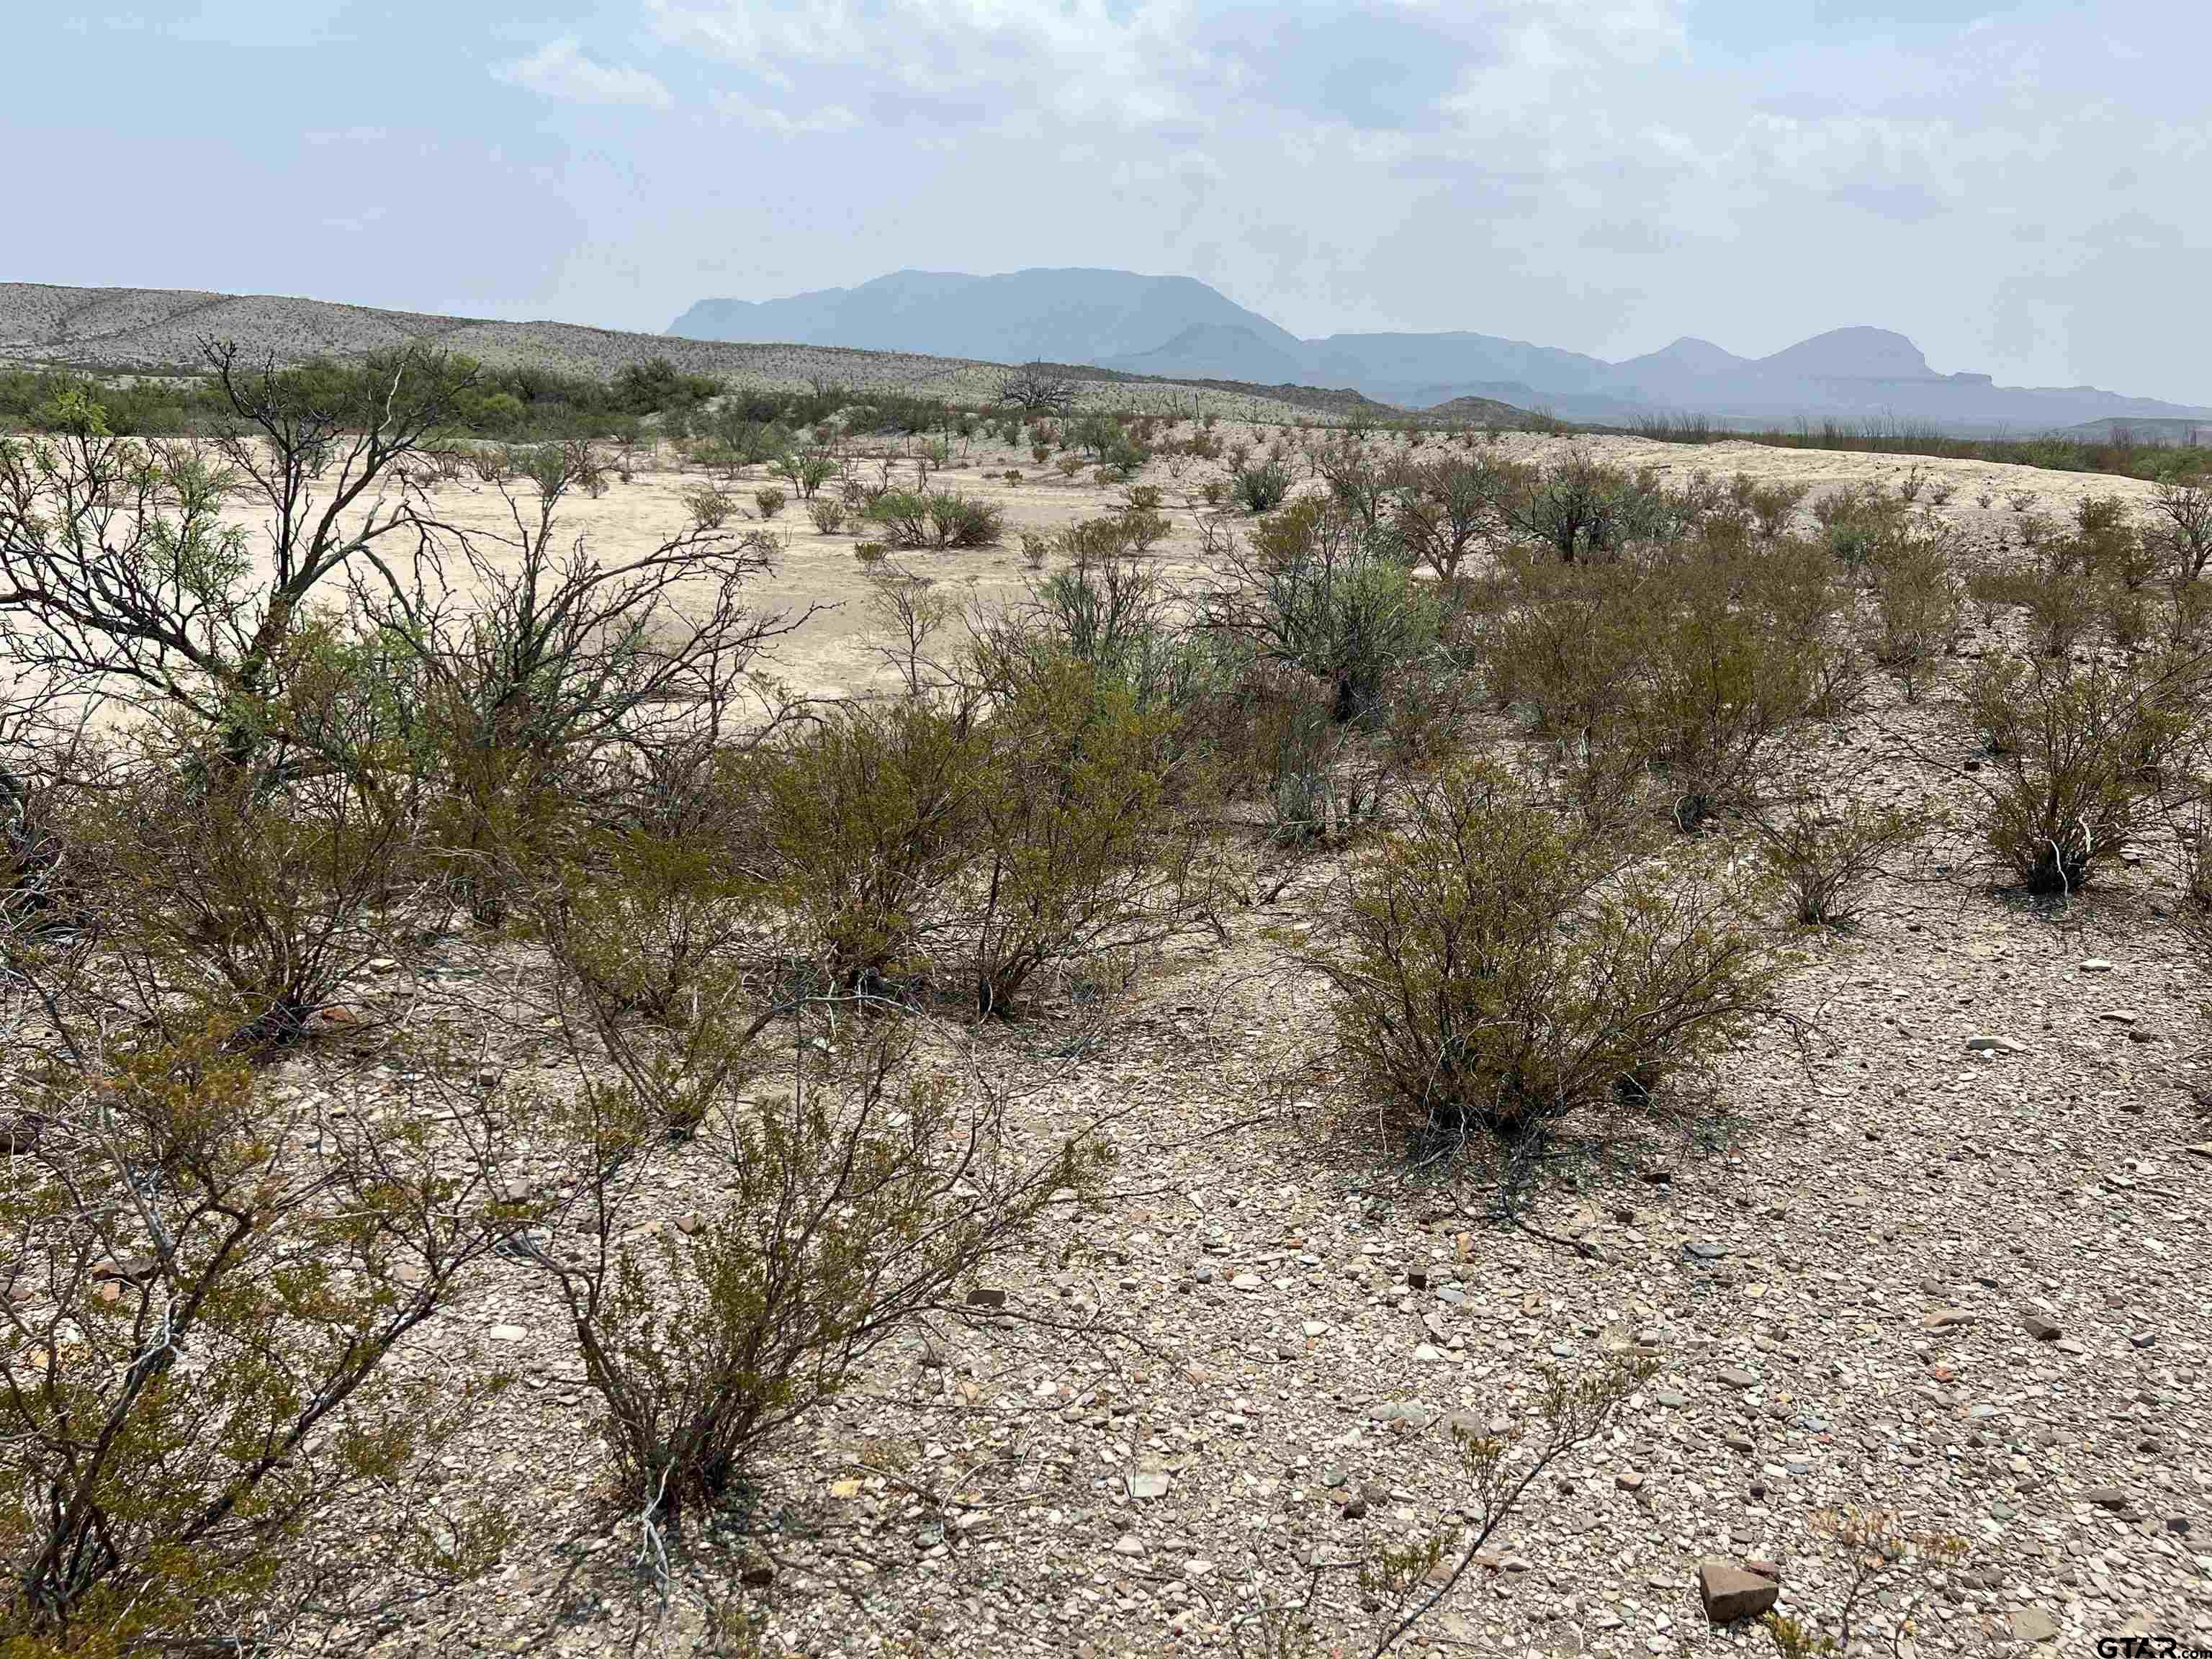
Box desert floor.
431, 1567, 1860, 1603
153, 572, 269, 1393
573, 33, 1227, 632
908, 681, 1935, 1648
210, 423, 2189, 706
141, 425, 2212, 1655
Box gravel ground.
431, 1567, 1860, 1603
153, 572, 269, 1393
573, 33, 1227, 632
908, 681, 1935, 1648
23, 421, 2211, 1656
292, 645, 2212, 1659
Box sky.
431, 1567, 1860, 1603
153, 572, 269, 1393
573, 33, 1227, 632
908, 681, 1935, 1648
12, 0, 2211, 400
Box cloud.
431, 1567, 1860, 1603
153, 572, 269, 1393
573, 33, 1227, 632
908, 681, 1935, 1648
493, 37, 673, 109
712, 95, 860, 135
554, 0, 2212, 390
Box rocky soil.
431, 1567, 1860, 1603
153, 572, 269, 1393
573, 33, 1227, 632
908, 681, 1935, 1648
36, 423, 2212, 1655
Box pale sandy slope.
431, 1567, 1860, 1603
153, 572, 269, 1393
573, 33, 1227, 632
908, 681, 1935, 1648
186, 426, 2180, 709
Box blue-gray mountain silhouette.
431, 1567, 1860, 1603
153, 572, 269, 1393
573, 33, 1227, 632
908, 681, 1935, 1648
671, 269, 2211, 433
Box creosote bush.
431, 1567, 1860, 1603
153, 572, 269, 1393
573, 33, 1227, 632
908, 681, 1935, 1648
1965, 647, 2202, 894
495, 977, 1107, 1535
1318, 757, 1780, 1158
863, 488, 1003, 550
1754, 796, 1928, 927
0, 1017, 510, 1653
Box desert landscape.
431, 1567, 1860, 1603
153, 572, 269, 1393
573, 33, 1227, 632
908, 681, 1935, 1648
21, 0, 2212, 1647
5, 338, 2212, 1659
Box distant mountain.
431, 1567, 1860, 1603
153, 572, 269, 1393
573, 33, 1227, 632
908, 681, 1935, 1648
1102, 322, 1312, 386
1758, 326, 1933, 381
670, 268, 1304, 368
673, 270, 2212, 434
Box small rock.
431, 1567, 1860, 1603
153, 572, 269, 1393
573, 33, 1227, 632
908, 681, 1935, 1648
2128, 1331, 2156, 1349
2080, 1487, 2130, 1511
2080, 958, 2113, 973
965, 1287, 1008, 1310
1230, 1273, 1264, 1292
1685, 1240, 1729, 1261
1125, 1470, 1171, 1501
1922, 1309, 1976, 1331
1616, 1471, 1645, 1492
1963, 1035, 2024, 1054
1112, 1534, 1146, 1557
487, 1323, 528, 1341
1716, 1367, 1758, 1389
2021, 1313, 2061, 1341
2009, 1607, 2059, 1644
1184, 1558, 1216, 1581
1723, 1432, 1756, 1453
739, 1562, 775, 1588
1697, 1557, 1781, 1623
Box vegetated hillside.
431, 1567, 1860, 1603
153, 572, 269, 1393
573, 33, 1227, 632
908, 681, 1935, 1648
2051, 415, 2211, 447
674, 266, 2212, 434
0, 281, 1445, 426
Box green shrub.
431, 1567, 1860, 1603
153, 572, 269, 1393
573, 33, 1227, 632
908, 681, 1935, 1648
496, 995, 1102, 1539
753, 485, 786, 519
864, 488, 1004, 550
1812, 482, 1909, 571
1863, 522, 1964, 701
1507, 454, 1682, 562
762, 700, 984, 987
1755, 796, 1928, 927
1206, 496, 1444, 727
0, 1030, 508, 1649
806, 494, 848, 534
1231, 460, 1292, 513
1318, 758, 1779, 1153
1969, 650, 2199, 893
961, 650, 1218, 1015
770, 447, 837, 499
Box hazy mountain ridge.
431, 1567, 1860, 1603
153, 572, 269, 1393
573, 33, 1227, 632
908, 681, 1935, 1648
675, 270, 2212, 433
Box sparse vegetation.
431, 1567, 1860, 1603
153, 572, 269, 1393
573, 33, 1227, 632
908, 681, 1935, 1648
3, 344, 2198, 1656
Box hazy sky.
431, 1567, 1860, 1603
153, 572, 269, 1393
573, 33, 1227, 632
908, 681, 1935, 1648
14, 1, 2209, 397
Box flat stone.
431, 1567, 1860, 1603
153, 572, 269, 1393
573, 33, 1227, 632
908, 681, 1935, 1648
1963, 1035, 2025, 1053
1125, 1470, 1172, 1501
1923, 1309, 1976, 1330
1685, 1240, 1730, 1260
1319, 1466, 1347, 1489
2080, 1487, 2131, 1511
1230, 1273, 1264, 1292
1723, 1432, 1756, 1453
2021, 1313, 2062, 1341
2079, 958, 2113, 972
1112, 1534, 1146, 1557
2009, 1608, 2059, 1644
1697, 1558, 1781, 1623
965, 1287, 1008, 1309
1716, 1367, 1758, 1389
487, 1323, 528, 1341
1617, 1471, 1645, 1492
